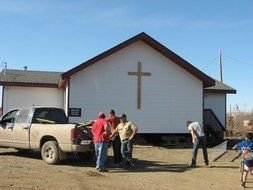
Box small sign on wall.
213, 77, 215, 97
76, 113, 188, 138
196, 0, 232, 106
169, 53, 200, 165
68, 108, 81, 117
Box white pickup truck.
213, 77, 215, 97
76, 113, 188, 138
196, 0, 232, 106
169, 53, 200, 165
0, 107, 94, 165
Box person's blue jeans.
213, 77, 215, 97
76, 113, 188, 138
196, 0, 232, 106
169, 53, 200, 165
191, 136, 208, 165
94, 142, 108, 170
121, 139, 133, 162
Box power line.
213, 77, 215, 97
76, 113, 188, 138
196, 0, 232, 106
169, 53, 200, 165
201, 56, 218, 70
224, 55, 253, 66
201, 54, 253, 72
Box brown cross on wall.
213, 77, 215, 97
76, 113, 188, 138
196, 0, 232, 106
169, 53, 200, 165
128, 61, 151, 109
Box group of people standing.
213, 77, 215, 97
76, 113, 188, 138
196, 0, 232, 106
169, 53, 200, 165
91, 116, 208, 172
92, 114, 253, 187
91, 116, 209, 173
91, 109, 138, 172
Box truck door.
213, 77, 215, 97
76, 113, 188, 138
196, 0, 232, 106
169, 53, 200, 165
12, 108, 32, 149
0, 109, 18, 147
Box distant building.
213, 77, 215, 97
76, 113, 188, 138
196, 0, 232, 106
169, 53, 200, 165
0, 70, 63, 111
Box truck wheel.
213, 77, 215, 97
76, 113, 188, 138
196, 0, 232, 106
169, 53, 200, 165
41, 141, 60, 165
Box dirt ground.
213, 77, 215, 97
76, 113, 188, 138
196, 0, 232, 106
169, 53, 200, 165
0, 144, 250, 190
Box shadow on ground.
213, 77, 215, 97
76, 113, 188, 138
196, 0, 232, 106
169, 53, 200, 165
208, 165, 239, 169
60, 154, 193, 173
0, 149, 42, 160
0, 149, 192, 173
1, 138, 241, 173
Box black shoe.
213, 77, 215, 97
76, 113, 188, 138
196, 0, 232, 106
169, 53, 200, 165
189, 163, 196, 168
130, 159, 135, 167
98, 169, 108, 172
205, 161, 209, 167
241, 182, 245, 188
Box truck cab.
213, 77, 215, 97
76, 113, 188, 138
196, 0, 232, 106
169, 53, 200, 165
0, 107, 94, 164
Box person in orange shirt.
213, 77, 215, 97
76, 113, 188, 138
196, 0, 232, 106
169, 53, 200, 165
106, 109, 122, 166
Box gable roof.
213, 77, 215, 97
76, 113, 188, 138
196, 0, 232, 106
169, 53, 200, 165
0, 69, 63, 88
60, 32, 215, 88
0, 69, 236, 94
204, 79, 236, 94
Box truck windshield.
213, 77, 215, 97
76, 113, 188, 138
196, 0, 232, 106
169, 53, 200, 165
32, 108, 68, 124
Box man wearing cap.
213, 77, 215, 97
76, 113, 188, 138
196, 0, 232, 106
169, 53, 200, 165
92, 112, 111, 172
110, 114, 138, 167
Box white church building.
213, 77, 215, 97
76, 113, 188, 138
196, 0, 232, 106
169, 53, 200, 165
0, 33, 236, 141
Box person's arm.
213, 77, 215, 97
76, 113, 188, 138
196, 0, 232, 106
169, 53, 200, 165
89, 120, 96, 125
105, 117, 111, 123
129, 123, 138, 141
129, 128, 137, 141
233, 141, 242, 151
189, 127, 196, 144
110, 128, 117, 139
103, 121, 111, 136
91, 123, 95, 135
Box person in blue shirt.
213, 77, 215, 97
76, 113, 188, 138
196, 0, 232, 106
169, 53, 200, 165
233, 132, 253, 188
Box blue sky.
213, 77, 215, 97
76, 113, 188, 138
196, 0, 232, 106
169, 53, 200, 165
0, 0, 252, 112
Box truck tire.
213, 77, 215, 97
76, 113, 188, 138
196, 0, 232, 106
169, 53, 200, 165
41, 141, 60, 165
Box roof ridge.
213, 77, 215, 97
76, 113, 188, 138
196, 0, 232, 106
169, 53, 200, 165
60, 32, 215, 88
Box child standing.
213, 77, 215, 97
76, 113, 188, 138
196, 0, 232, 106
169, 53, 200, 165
233, 132, 253, 188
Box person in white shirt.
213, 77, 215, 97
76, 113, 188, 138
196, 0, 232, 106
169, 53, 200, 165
187, 120, 209, 167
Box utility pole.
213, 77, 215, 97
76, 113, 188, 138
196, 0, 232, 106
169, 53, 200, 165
219, 49, 223, 83
1, 61, 7, 74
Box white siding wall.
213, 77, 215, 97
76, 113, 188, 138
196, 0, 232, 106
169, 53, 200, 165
69, 41, 203, 133
3, 86, 64, 114
204, 93, 226, 127
64, 85, 69, 116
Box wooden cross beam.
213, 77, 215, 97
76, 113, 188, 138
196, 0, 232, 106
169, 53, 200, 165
128, 62, 151, 109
